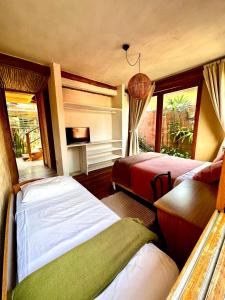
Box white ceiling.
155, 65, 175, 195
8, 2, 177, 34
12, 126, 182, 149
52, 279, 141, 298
0, 0, 225, 86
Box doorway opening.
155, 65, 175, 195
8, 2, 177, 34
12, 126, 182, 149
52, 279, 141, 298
6, 91, 56, 181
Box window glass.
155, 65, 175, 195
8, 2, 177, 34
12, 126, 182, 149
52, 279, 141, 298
138, 96, 157, 152
160, 87, 198, 158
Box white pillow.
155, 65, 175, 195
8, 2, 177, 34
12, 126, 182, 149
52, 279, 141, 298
21, 176, 78, 203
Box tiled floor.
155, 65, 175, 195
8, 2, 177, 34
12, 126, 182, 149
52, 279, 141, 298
17, 158, 56, 182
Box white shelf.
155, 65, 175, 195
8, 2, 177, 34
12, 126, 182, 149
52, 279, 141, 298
89, 140, 122, 145
64, 102, 122, 113
67, 140, 122, 148
87, 147, 122, 156
88, 154, 121, 165
88, 161, 115, 172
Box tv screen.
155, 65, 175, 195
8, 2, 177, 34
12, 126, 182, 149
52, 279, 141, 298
66, 127, 90, 144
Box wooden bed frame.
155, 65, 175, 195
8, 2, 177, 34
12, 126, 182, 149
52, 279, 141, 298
2, 172, 225, 299
2, 179, 41, 300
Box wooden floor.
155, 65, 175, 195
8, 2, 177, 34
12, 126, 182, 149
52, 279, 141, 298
74, 167, 116, 199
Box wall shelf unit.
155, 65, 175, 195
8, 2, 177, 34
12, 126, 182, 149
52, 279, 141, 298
87, 147, 122, 156
64, 102, 122, 114
88, 154, 121, 165
63, 84, 129, 175
67, 140, 122, 175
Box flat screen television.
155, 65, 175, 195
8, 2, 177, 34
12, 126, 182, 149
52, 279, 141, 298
66, 127, 90, 144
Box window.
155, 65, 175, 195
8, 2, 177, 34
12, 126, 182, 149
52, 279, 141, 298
160, 87, 198, 158
138, 96, 157, 152
138, 68, 203, 158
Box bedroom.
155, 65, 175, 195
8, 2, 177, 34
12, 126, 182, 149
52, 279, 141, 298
0, 0, 225, 299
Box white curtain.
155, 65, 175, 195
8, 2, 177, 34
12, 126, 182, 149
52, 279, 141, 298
203, 60, 225, 155
128, 82, 155, 156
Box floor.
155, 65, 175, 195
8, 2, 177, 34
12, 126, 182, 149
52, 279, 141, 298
75, 166, 164, 248
101, 192, 155, 227
17, 157, 56, 182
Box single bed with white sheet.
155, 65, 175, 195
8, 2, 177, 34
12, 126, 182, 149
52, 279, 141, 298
14, 176, 178, 300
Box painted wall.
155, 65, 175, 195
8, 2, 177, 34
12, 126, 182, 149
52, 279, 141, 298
64, 89, 113, 141
48, 63, 69, 175
0, 119, 12, 286
195, 82, 224, 161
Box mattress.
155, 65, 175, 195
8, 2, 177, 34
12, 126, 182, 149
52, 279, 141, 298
16, 177, 179, 300
130, 155, 204, 201
112, 152, 166, 188
174, 162, 212, 186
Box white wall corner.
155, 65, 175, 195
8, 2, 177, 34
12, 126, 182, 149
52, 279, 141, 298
48, 62, 69, 175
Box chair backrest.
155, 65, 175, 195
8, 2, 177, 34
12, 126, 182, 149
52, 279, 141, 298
151, 171, 172, 201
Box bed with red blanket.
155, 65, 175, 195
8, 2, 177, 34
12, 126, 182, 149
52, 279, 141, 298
112, 152, 205, 203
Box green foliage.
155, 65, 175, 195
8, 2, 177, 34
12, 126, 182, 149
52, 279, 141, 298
165, 94, 193, 150
12, 130, 25, 157
170, 125, 193, 144
165, 94, 191, 112
138, 136, 154, 152
161, 146, 191, 158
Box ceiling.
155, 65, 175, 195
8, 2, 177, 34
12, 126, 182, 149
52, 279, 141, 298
0, 0, 225, 86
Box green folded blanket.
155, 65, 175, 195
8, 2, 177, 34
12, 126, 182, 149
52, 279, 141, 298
12, 218, 158, 300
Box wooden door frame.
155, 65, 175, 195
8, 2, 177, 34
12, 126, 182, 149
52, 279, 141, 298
0, 53, 56, 182
36, 90, 56, 169
0, 89, 19, 184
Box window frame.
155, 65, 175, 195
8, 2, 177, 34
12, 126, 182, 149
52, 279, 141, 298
153, 67, 203, 159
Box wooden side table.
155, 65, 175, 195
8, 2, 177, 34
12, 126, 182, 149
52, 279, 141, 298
154, 180, 218, 267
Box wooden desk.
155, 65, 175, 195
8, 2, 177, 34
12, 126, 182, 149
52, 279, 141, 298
154, 180, 218, 267
167, 210, 225, 299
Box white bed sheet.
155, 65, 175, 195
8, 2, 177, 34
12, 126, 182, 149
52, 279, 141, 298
174, 161, 211, 187
16, 178, 178, 300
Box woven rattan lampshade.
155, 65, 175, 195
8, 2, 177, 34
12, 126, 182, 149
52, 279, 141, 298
128, 73, 151, 100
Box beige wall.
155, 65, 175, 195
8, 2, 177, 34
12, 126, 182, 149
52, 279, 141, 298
0, 119, 12, 286
195, 82, 224, 161
63, 88, 114, 142
48, 63, 69, 175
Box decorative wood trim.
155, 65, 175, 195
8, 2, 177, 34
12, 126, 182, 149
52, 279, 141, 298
42, 89, 56, 170
2, 192, 16, 300
191, 81, 203, 159
154, 66, 203, 94
205, 228, 225, 298
61, 71, 117, 91
0, 53, 50, 76
216, 156, 225, 211
155, 93, 163, 152
36, 92, 51, 167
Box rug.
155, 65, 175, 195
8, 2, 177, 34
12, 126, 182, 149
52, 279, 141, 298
101, 192, 155, 227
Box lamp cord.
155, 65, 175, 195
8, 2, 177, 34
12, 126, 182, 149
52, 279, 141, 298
126, 51, 141, 73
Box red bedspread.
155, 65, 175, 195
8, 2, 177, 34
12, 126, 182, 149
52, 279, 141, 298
112, 152, 165, 188
112, 153, 204, 202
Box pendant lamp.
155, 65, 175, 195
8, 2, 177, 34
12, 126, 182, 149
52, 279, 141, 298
122, 44, 151, 100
